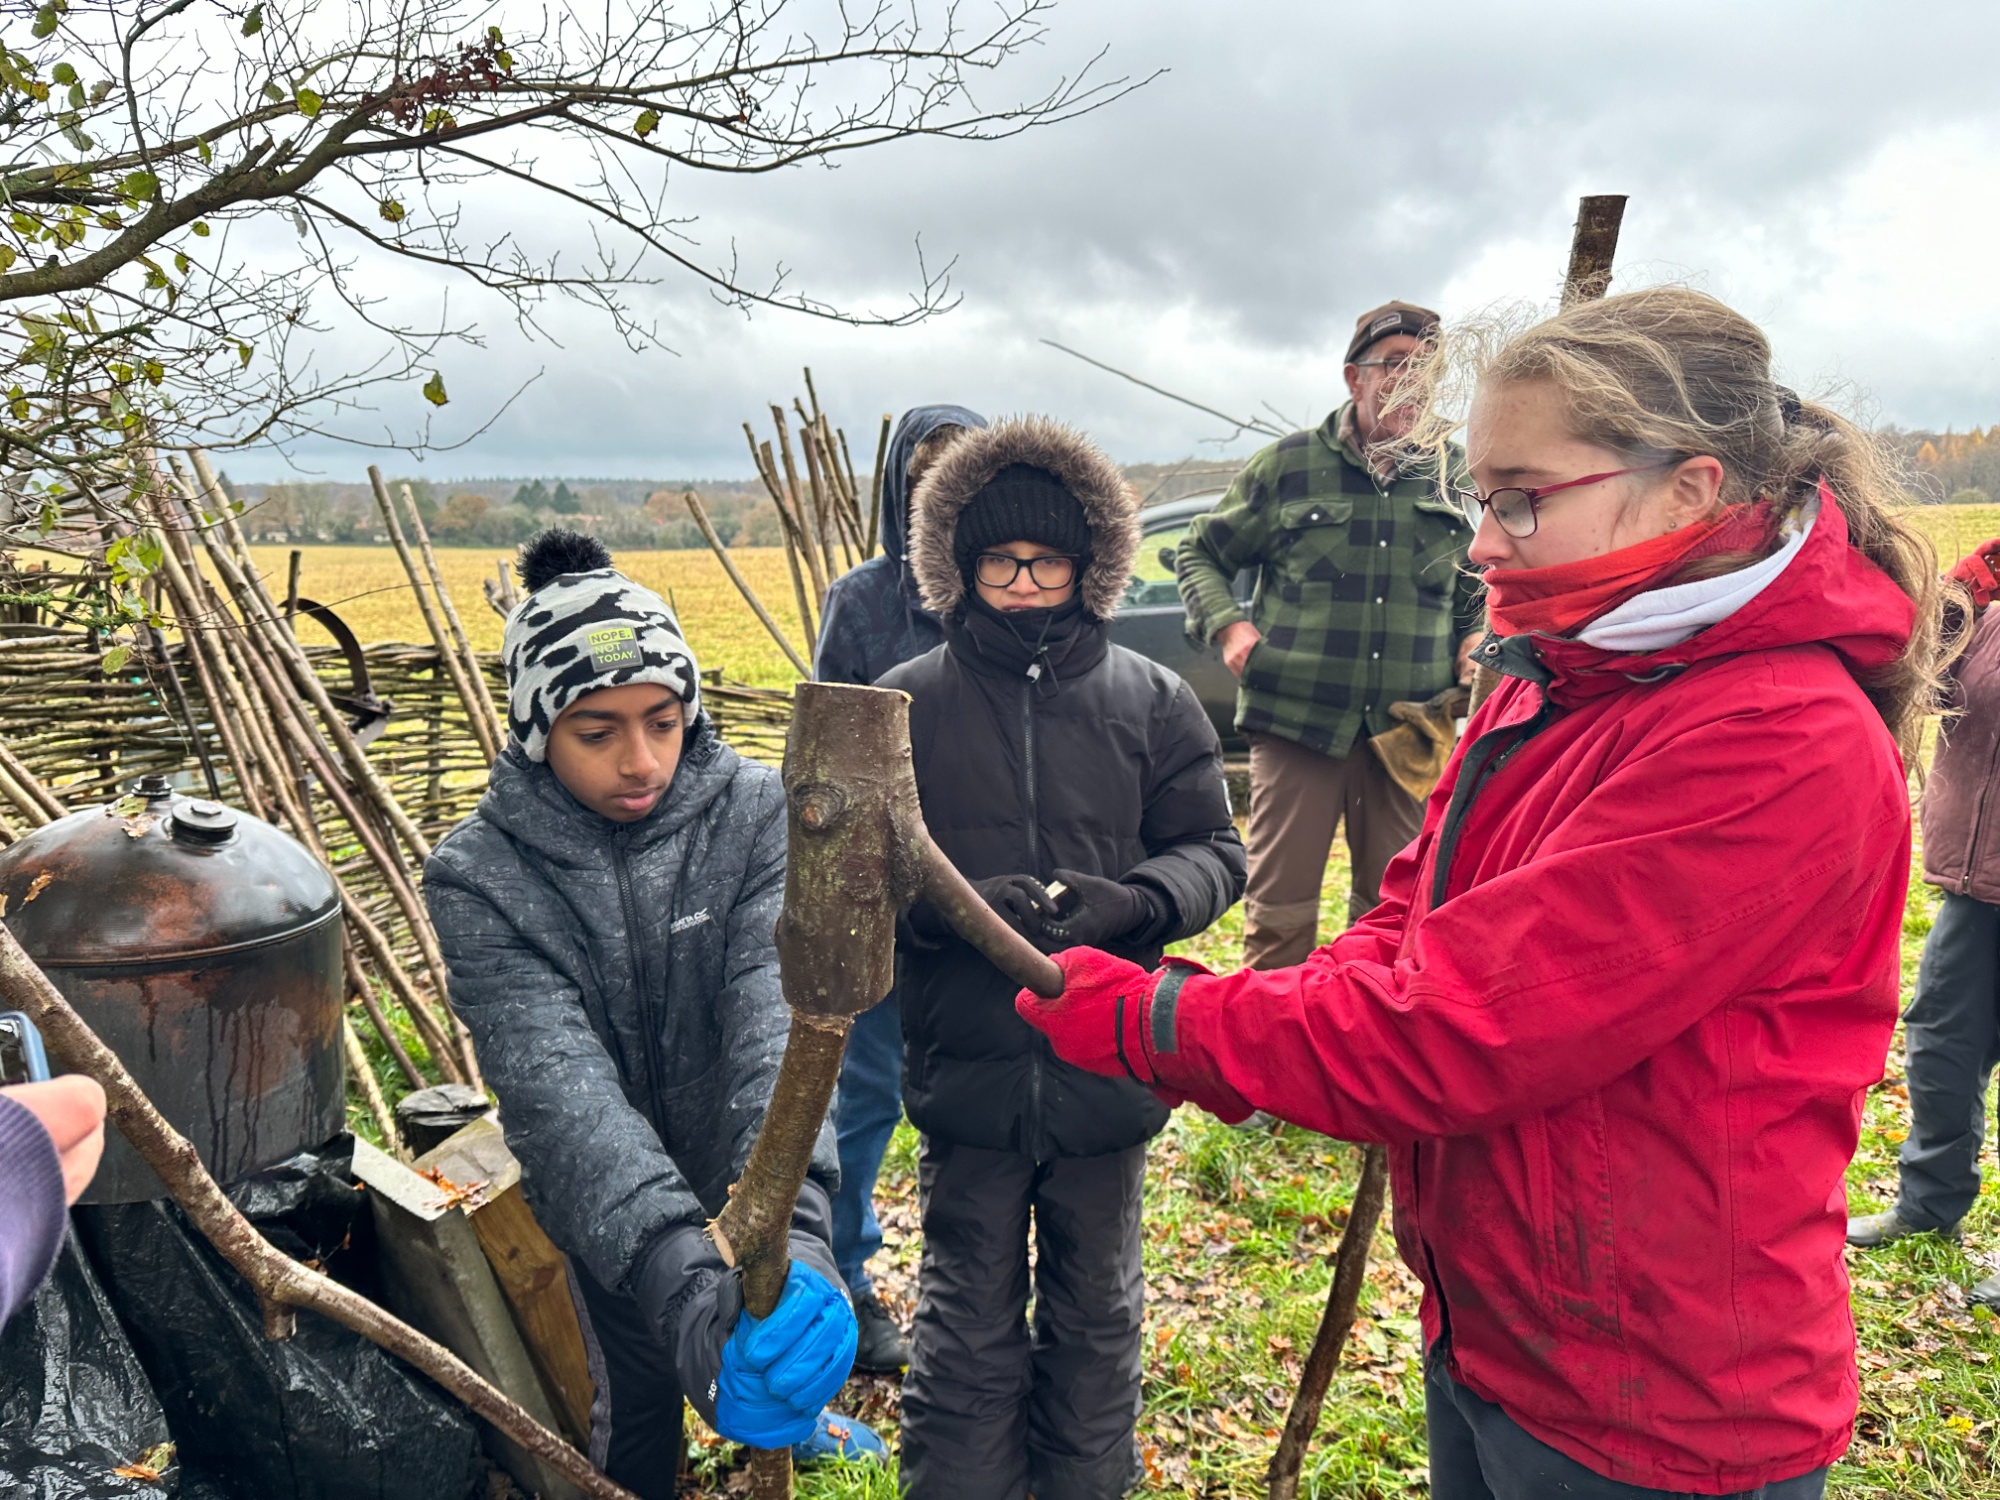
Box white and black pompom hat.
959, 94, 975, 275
501, 531, 700, 763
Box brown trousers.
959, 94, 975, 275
1242, 731, 1424, 970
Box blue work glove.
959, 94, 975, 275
715, 1259, 858, 1448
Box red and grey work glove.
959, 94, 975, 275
1950, 539, 2000, 614
1014, 949, 1255, 1123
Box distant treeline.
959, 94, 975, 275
223, 460, 1249, 548
223, 475, 783, 548
1902, 428, 2000, 505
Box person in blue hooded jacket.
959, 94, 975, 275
813, 404, 985, 1372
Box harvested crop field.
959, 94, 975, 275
252, 544, 811, 687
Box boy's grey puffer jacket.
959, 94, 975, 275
424, 722, 838, 1298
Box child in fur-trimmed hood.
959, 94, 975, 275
879, 417, 1245, 1500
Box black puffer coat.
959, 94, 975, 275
424, 722, 838, 1295
881, 416, 1246, 1159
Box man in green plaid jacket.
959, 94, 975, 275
1176, 301, 1483, 968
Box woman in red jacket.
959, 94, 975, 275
1017, 287, 1951, 1499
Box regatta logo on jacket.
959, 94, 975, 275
670, 909, 712, 934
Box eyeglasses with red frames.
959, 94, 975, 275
1455, 462, 1674, 539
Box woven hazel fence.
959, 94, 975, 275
0, 625, 791, 876
0, 620, 793, 1105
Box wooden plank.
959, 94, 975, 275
352, 1136, 588, 1500
417, 1118, 597, 1449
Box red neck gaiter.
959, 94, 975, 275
1485, 502, 1775, 638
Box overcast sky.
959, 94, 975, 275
241, 0, 2000, 483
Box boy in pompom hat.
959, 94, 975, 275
424, 529, 883, 1495
880, 420, 1246, 1500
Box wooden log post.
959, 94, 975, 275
1265, 1144, 1391, 1500
1561, 194, 1629, 309
1468, 191, 1631, 718
0, 923, 638, 1500
710, 683, 1061, 1498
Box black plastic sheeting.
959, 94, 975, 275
0, 1233, 175, 1500
70, 1137, 484, 1500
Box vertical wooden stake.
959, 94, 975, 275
1469, 191, 1631, 718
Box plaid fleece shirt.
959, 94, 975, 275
1175, 403, 1481, 759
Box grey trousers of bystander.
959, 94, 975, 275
898, 1137, 1146, 1500
1425, 1350, 1828, 1500
1242, 730, 1424, 969
1896, 889, 2000, 1230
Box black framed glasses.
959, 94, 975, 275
1455, 462, 1673, 539
1352, 354, 1415, 374
975, 553, 1079, 589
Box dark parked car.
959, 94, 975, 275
1108, 489, 1253, 751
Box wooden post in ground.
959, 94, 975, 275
1468, 191, 1630, 718
1561, 194, 1629, 308
710, 683, 1062, 1498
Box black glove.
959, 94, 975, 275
631, 1181, 844, 1432
906, 874, 1056, 942
1039, 868, 1168, 949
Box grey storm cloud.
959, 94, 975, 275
248, 0, 2000, 481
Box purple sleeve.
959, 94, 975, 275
0, 1093, 67, 1326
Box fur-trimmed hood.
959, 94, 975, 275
906, 415, 1140, 621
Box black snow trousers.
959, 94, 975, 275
898, 1137, 1146, 1500
570, 1262, 687, 1500
1896, 890, 2000, 1230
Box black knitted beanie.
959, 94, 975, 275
951, 463, 1093, 584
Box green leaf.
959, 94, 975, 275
172, 250, 188, 274
242, 3, 263, 35
51, 62, 75, 86
119, 169, 157, 203
190, 220, 210, 237
0, 246, 14, 274
66, 82, 83, 108
61, 120, 91, 151
31, 7, 57, 39
100, 644, 130, 674
421, 370, 448, 406
262, 81, 284, 102
295, 87, 321, 118
634, 108, 659, 139
196, 139, 212, 164
236, 342, 253, 367
377, 198, 405, 224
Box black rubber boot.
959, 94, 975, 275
851, 1288, 909, 1374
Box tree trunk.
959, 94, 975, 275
710, 683, 1061, 1498
0, 922, 636, 1500
1265, 1144, 1390, 1500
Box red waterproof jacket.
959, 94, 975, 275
1161, 493, 1913, 1491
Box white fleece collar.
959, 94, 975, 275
1575, 498, 1819, 654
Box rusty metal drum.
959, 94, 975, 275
0, 774, 343, 1202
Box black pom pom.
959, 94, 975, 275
518, 529, 612, 593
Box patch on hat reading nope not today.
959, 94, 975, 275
588, 624, 640, 669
